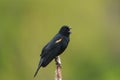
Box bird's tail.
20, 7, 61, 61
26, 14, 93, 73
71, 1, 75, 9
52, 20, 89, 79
34, 65, 41, 77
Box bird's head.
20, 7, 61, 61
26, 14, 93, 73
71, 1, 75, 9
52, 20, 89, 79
59, 25, 71, 37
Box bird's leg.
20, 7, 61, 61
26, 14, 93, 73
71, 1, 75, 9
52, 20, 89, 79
55, 56, 62, 80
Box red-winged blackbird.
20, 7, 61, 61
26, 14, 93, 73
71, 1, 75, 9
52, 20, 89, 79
34, 25, 71, 77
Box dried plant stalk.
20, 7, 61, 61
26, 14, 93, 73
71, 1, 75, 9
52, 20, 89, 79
55, 56, 62, 80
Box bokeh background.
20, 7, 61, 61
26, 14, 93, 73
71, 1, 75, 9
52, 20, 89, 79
0, 0, 120, 80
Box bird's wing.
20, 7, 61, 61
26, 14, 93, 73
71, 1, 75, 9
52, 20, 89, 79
40, 34, 63, 57
41, 42, 62, 67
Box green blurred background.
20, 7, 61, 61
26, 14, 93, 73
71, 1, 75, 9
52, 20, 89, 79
0, 0, 120, 80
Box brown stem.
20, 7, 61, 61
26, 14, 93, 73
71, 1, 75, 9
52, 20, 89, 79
55, 56, 62, 80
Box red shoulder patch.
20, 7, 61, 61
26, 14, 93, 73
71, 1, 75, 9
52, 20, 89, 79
55, 37, 63, 43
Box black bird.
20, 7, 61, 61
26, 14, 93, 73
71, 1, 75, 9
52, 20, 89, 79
34, 25, 71, 77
